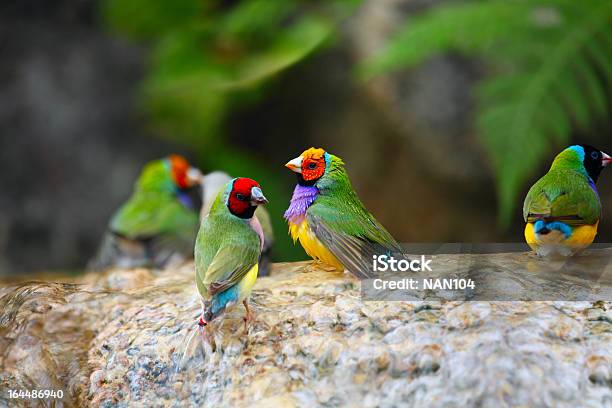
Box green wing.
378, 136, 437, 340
195, 207, 261, 299
198, 244, 259, 297
523, 169, 601, 225
110, 191, 198, 240
307, 194, 404, 278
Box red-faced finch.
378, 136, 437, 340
194, 171, 274, 276
194, 177, 268, 343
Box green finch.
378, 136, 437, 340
194, 171, 274, 275
524, 144, 610, 256
89, 154, 203, 270
284, 147, 404, 278
195, 177, 268, 338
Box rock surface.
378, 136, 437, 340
0, 256, 611, 407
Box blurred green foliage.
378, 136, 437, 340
103, 0, 356, 148
103, 0, 358, 259
361, 0, 612, 226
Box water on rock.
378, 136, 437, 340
0, 253, 611, 407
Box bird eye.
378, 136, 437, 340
236, 193, 246, 201
307, 162, 317, 170
591, 151, 599, 159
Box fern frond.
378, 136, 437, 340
360, 0, 612, 226
359, 0, 534, 78
478, 0, 612, 225
586, 36, 612, 80
573, 57, 607, 117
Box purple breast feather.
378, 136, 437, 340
284, 185, 318, 224
177, 192, 195, 210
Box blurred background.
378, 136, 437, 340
1, 0, 610, 276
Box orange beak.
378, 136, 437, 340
285, 156, 303, 173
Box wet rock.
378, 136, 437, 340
0, 258, 610, 407
587, 355, 611, 387
445, 302, 492, 329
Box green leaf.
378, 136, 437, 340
586, 34, 612, 86
539, 96, 571, 138
218, 0, 294, 39
571, 58, 607, 119
212, 17, 332, 90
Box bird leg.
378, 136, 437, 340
198, 315, 215, 352
243, 299, 254, 332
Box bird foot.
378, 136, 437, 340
197, 317, 216, 352
243, 300, 255, 333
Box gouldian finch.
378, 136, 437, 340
523, 144, 611, 256
89, 155, 203, 270
284, 147, 404, 278
195, 171, 275, 275
195, 177, 268, 333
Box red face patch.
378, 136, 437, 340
169, 154, 191, 189
300, 147, 326, 181
227, 178, 261, 217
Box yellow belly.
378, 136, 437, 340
288, 219, 343, 270
525, 222, 598, 254
238, 263, 258, 303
